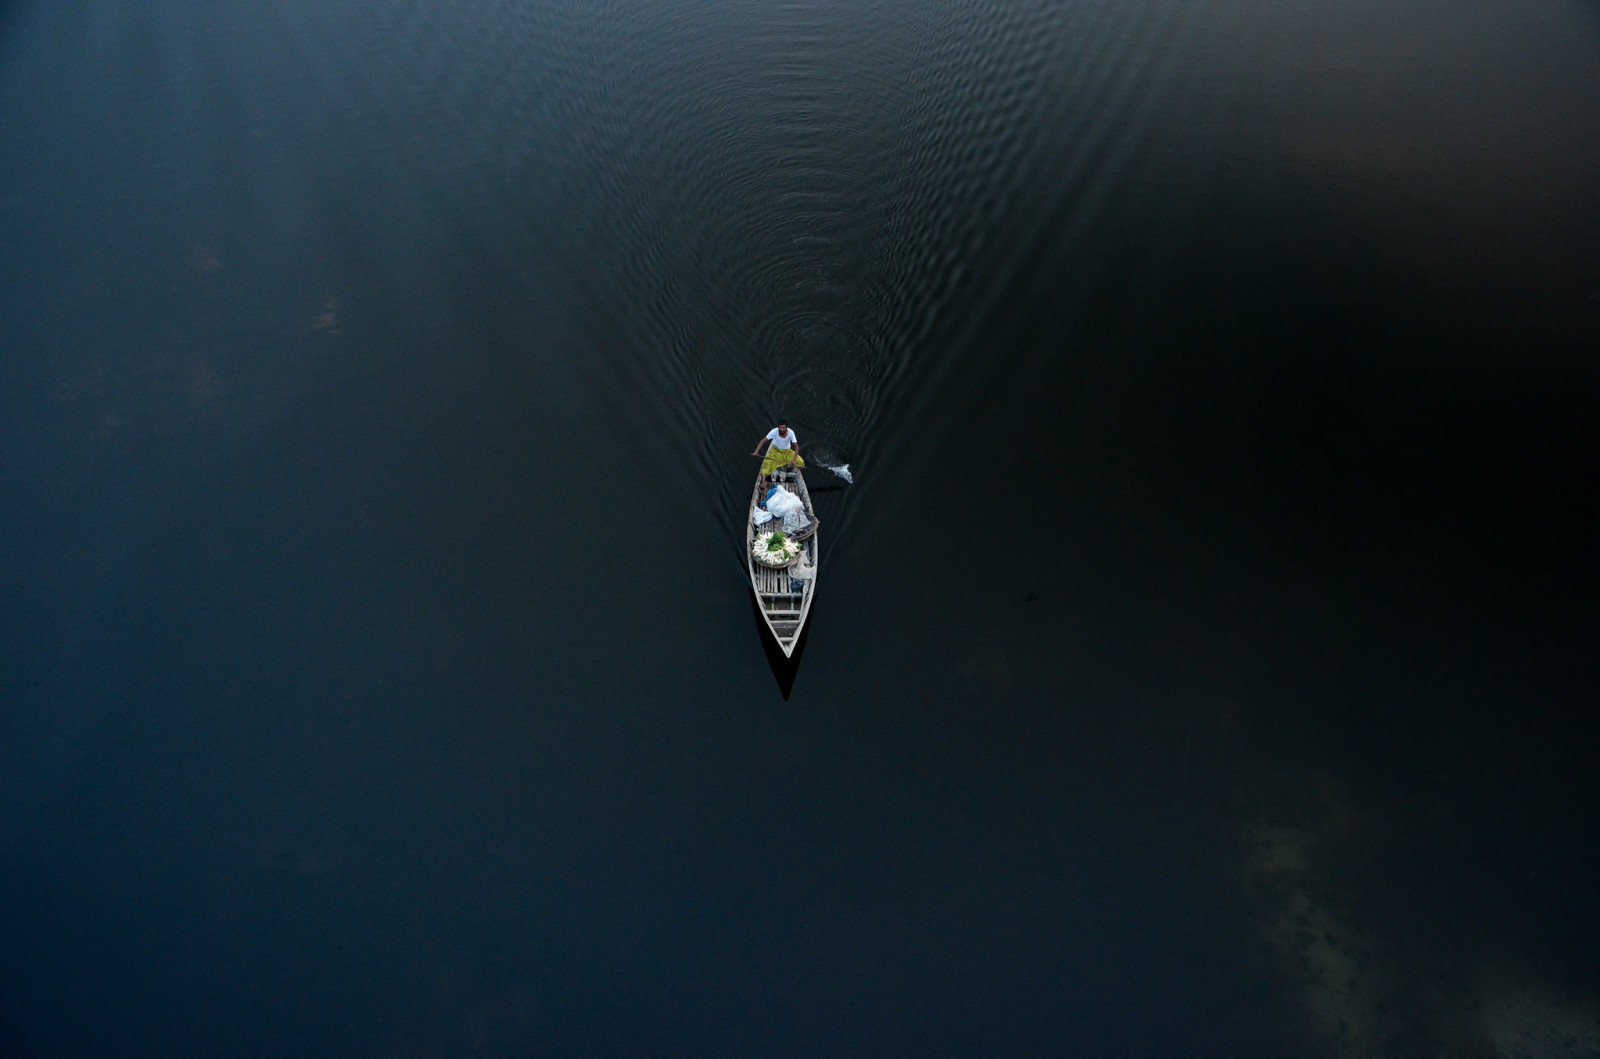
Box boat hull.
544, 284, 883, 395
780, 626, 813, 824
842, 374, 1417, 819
746, 468, 818, 657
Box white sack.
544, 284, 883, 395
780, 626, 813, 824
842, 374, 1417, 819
766, 485, 810, 532
765, 486, 804, 520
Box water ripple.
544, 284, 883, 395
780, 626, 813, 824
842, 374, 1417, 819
271, 0, 1191, 561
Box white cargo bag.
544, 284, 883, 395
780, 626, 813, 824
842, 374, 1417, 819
764, 486, 809, 532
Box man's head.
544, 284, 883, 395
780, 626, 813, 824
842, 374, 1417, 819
777, 419, 788, 434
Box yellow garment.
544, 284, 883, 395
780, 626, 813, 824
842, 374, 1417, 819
761, 445, 805, 476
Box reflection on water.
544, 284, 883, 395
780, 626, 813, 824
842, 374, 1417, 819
1240, 773, 1600, 1058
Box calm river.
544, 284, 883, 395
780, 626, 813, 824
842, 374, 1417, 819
2, 0, 1598, 1054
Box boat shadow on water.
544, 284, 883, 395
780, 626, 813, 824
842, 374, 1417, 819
749, 587, 810, 699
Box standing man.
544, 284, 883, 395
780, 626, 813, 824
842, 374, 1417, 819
752, 419, 804, 489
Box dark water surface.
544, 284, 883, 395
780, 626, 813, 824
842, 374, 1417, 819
4, 0, 1599, 1055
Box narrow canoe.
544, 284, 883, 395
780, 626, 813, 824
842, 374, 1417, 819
746, 466, 819, 657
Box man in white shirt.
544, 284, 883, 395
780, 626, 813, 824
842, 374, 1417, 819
752, 419, 805, 484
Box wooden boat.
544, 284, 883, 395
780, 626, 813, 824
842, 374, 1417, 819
747, 466, 819, 657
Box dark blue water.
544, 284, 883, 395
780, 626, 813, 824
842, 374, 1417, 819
3, 0, 1598, 1055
